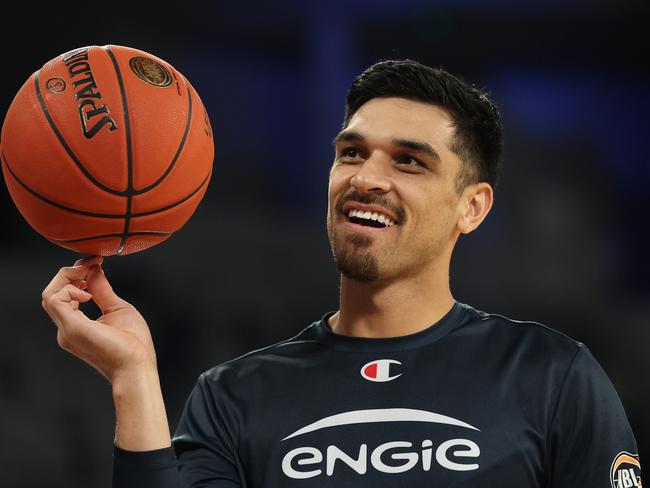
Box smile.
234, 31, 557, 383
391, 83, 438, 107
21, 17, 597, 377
347, 209, 395, 228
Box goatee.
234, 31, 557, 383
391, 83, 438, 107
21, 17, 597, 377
331, 233, 379, 282
328, 189, 404, 282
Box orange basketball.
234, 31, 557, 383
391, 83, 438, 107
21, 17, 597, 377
0, 45, 214, 256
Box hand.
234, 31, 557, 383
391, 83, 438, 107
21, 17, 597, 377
42, 256, 158, 384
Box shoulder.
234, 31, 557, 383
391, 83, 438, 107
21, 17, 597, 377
200, 316, 326, 386
459, 302, 582, 346
456, 302, 587, 366
456, 303, 614, 406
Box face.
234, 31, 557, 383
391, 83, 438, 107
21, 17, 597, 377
326, 97, 466, 282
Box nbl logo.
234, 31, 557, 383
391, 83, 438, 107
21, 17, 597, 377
610, 451, 642, 488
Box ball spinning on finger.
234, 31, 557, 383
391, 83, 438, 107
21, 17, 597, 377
1, 45, 214, 256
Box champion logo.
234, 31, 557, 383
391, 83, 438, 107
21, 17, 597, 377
361, 359, 402, 382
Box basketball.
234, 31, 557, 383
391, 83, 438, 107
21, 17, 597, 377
0, 45, 214, 256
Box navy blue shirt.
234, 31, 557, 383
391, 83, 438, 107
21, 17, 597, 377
113, 301, 641, 487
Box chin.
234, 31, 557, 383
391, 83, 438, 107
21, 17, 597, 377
341, 268, 379, 283
335, 249, 380, 282
330, 224, 389, 282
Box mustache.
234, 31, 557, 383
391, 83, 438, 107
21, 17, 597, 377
336, 191, 405, 224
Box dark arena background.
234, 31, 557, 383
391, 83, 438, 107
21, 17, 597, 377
0, 1, 647, 486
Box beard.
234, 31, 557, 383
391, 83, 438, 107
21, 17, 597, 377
327, 190, 406, 282
329, 228, 380, 282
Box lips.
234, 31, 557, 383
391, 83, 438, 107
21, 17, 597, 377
348, 208, 395, 228
342, 202, 399, 227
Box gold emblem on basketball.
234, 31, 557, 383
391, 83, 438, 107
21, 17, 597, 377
129, 56, 172, 87
46, 77, 66, 93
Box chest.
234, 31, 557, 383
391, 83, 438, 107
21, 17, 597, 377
233, 351, 551, 487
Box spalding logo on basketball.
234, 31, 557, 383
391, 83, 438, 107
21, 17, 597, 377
0, 45, 214, 256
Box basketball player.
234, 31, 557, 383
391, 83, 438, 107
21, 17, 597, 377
41, 60, 641, 487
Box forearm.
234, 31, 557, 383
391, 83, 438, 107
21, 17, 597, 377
111, 367, 183, 487
112, 366, 172, 451
112, 370, 243, 487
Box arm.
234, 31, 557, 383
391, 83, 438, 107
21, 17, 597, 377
42, 257, 243, 487
41, 257, 179, 486
546, 345, 641, 487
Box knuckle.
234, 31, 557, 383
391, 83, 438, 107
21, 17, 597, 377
45, 294, 57, 308
62, 283, 78, 295
56, 331, 69, 350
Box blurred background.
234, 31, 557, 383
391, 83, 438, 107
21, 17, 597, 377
0, 1, 647, 486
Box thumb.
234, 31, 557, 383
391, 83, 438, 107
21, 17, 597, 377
85, 264, 130, 314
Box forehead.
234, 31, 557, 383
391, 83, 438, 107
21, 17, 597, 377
344, 97, 456, 151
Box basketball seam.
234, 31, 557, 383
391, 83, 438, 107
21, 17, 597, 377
1, 151, 211, 219
2, 151, 123, 218
104, 46, 133, 255
132, 77, 193, 195
50, 231, 172, 244
132, 171, 211, 217
33, 70, 128, 196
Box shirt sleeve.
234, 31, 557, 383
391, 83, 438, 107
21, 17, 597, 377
112, 373, 242, 488
547, 344, 641, 487
113, 446, 181, 488
173, 372, 242, 487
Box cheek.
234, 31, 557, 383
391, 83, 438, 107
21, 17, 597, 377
328, 168, 350, 204
409, 192, 456, 233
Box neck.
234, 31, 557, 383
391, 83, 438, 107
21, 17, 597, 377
329, 263, 455, 338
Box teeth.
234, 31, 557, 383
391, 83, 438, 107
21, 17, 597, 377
346, 208, 395, 227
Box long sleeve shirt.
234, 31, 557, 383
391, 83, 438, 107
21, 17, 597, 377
113, 301, 641, 487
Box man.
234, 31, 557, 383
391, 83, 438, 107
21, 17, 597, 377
42, 60, 641, 487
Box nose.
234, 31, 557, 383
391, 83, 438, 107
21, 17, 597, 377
349, 154, 392, 194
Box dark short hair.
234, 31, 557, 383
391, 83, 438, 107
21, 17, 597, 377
343, 59, 503, 192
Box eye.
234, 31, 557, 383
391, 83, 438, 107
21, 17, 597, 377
396, 155, 425, 168
338, 147, 362, 160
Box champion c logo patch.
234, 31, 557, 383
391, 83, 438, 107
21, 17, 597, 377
361, 359, 402, 382
610, 451, 642, 488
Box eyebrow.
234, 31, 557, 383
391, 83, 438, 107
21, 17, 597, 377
332, 130, 441, 163
392, 138, 441, 163
332, 129, 365, 146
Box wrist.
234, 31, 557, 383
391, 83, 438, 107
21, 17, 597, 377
111, 363, 159, 392
111, 366, 171, 451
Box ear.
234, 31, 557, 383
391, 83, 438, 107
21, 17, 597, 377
457, 182, 494, 235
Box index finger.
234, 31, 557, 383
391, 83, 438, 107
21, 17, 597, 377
42, 256, 104, 303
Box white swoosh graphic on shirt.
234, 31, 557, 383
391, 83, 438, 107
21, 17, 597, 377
282, 408, 480, 441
